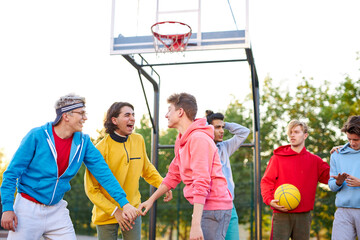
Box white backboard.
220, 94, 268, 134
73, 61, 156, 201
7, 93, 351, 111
110, 0, 250, 55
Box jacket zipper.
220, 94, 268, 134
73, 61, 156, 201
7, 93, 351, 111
45, 130, 59, 205
49, 178, 59, 205
50, 139, 83, 204
45, 130, 83, 204
123, 143, 129, 163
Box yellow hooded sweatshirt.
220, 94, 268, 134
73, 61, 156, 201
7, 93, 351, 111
84, 133, 163, 225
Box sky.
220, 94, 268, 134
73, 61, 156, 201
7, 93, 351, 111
0, 0, 360, 161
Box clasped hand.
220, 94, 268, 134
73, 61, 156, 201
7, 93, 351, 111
269, 199, 288, 212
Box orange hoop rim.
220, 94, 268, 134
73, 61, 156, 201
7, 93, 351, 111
151, 21, 192, 52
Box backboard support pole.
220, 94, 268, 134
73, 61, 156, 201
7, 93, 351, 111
246, 48, 262, 240
122, 54, 160, 240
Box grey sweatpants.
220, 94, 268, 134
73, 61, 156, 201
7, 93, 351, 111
201, 209, 232, 240
332, 207, 360, 240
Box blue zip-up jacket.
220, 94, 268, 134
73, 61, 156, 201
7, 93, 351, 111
1, 122, 129, 212
329, 143, 360, 208
216, 122, 250, 199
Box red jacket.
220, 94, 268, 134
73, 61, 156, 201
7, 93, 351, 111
261, 145, 330, 213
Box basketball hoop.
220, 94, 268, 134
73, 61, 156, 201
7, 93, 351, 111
151, 21, 192, 53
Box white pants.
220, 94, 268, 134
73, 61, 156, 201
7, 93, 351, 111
7, 194, 76, 240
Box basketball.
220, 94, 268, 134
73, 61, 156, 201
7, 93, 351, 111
274, 184, 301, 210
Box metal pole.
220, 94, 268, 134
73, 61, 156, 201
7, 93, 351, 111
121, 55, 160, 240
148, 89, 160, 240
246, 48, 262, 240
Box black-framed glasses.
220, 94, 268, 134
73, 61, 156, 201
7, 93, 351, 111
70, 111, 87, 118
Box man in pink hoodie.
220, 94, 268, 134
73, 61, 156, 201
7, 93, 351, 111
261, 120, 330, 240
139, 93, 233, 240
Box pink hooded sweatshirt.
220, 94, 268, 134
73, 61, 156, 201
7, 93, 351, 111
162, 118, 233, 210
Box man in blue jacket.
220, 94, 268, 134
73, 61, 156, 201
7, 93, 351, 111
329, 115, 360, 240
205, 110, 250, 240
1, 93, 138, 240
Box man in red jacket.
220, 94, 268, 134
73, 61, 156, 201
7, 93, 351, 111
261, 120, 330, 240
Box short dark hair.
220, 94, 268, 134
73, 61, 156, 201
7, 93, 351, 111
104, 102, 134, 134
341, 116, 360, 136
205, 110, 224, 125
167, 93, 197, 120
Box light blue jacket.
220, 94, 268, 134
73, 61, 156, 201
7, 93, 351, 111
216, 122, 250, 199
329, 143, 360, 208
1, 122, 129, 212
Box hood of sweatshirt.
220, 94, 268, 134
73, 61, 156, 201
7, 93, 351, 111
178, 118, 214, 147
273, 144, 307, 156
338, 142, 360, 154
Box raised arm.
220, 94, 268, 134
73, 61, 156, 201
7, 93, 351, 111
222, 122, 250, 155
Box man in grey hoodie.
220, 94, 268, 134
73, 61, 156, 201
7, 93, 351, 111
206, 110, 250, 240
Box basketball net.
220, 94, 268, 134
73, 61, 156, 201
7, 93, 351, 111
151, 21, 192, 57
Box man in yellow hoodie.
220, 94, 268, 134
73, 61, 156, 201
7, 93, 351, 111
84, 102, 172, 240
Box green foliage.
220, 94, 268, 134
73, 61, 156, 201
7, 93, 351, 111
91, 128, 106, 146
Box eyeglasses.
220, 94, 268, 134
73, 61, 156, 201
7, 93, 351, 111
70, 111, 87, 118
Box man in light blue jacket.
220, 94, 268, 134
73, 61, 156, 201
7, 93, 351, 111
206, 110, 250, 240
329, 115, 360, 240
1, 93, 138, 240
